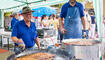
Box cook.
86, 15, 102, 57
11, 6, 40, 54
59, 0, 87, 39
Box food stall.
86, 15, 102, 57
0, 0, 104, 60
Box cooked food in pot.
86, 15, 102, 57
15, 52, 55, 60
15, 58, 35, 60
64, 41, 95, 46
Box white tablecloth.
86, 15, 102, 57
0, 29, 12, 44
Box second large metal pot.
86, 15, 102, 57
62, 39, 101, 60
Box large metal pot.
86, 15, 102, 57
62, 39, 102, 60
7, 49, 71, 60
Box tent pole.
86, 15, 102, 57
93, 0, 103, 60
0, 9, 4, 28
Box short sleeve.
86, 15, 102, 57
79, 4, 85, 17
60, 5, 65, 18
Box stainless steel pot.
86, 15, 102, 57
62, 39, 101, 60
7, 49, 71, 60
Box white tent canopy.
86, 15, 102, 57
0, 0, 85, 12
0, 0, 69, 28
0, 0, 69, 12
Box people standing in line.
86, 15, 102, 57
41, 15, 49, 28
11, 12, 19, 29
84, 9, 91, 39
52, 14, 59, 32
52, 14, 59, 43
90, 12, 96, 39
48, 15, 53, 20
48, 15, 54, 28
59, 0, 86, 39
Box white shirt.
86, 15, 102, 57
85, 12, 91, 30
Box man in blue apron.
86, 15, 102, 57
59, 0, 86, 39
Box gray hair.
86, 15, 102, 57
11, 12, 18, 17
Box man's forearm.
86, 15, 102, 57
11, 37, 24, 44
35, 37, 40, 48
81, 17, 86, 30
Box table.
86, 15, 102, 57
0, 30, 11, 50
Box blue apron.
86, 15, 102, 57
64, 6, 82, 39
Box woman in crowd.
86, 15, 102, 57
41, 15, 49, 28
